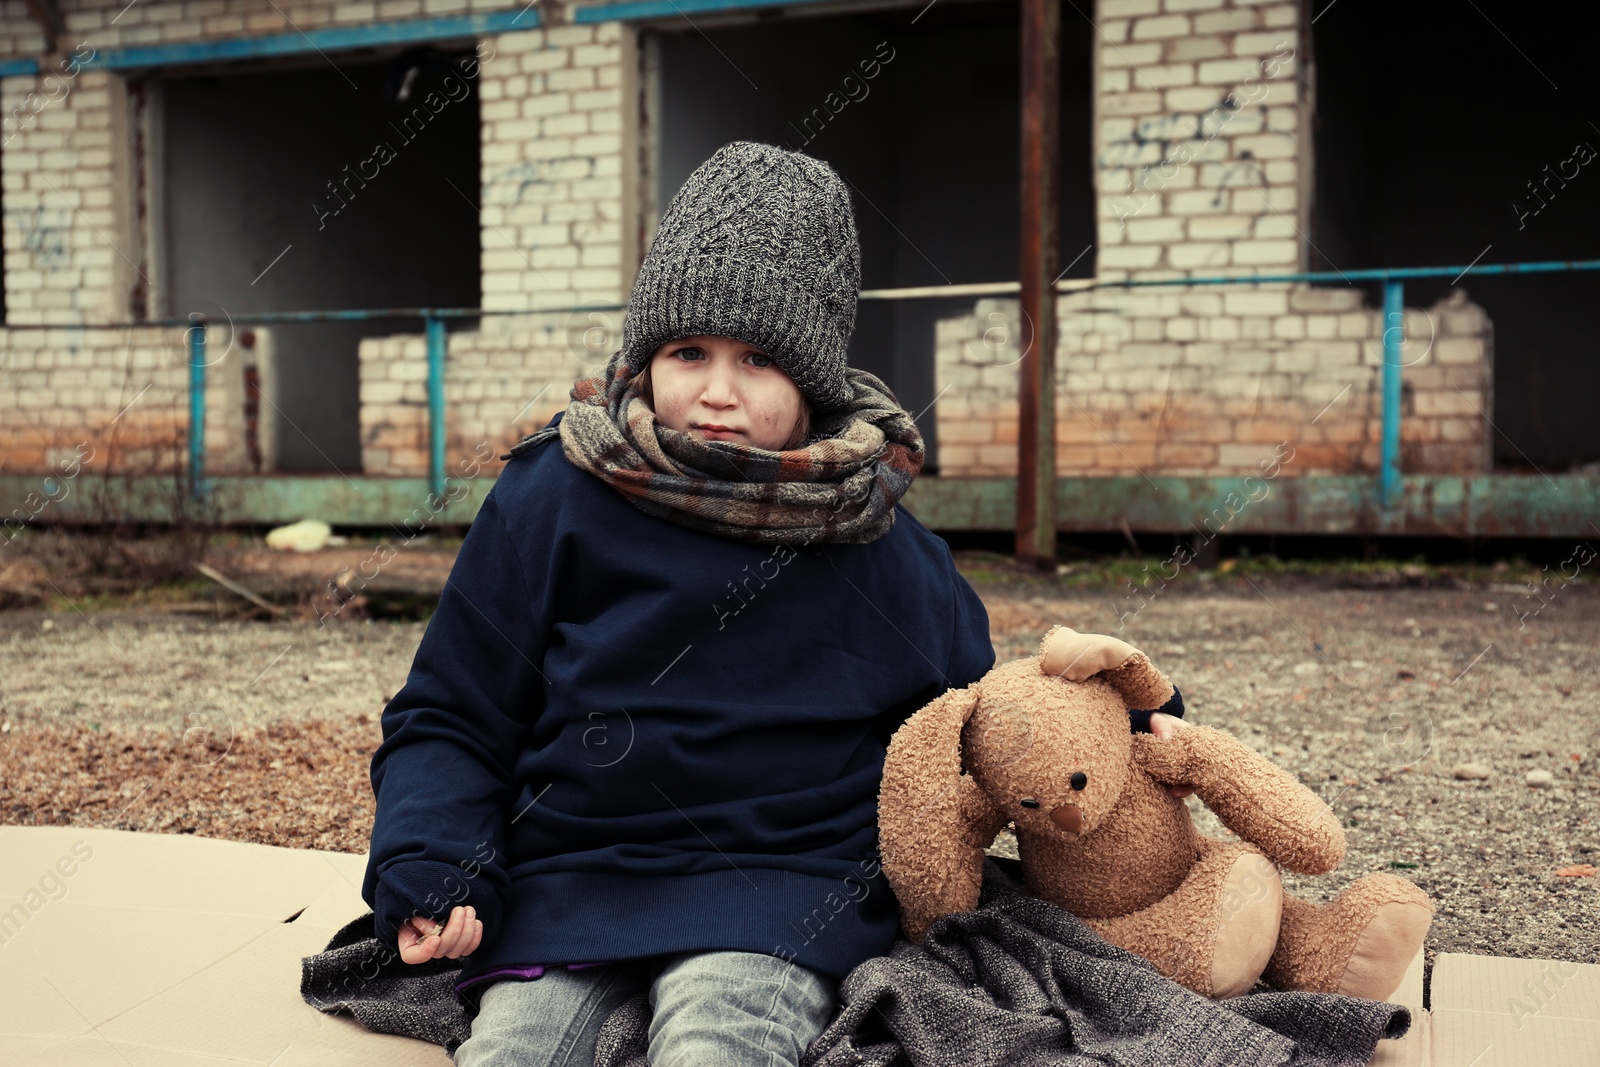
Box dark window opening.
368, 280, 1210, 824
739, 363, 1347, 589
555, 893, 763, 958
1312, 0, 1600, 472
156, 47, 483, 473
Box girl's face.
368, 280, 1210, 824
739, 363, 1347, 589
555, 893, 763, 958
646, 335, 806, 451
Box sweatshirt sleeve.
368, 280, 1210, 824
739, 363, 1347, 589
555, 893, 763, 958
945, 551, 996, 690
362, 487, 547, 946
1127, 685, 1185, 734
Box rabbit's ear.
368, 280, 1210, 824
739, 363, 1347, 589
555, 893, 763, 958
1040, 625, 1175, 710
879, 685, 993, 943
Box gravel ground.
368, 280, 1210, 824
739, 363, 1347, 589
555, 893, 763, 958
2, 552, 1595, 985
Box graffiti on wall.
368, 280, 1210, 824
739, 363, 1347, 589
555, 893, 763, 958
1096, 42, 1298, 222
4, 206, 71, 271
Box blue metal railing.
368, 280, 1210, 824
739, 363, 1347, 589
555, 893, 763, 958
6, 258, 1597, 506
1382, 280, 1404, 508
1097, 258, 1600, 510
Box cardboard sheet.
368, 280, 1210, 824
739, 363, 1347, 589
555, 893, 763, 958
0, 826, 447, 1066
1428, 953, 1600, 1067
1369, 947, 1430, 1067
5, 825, 1595, 1065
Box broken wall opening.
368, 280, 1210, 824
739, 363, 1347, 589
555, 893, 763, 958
151, 46, 483, 473
1311, 0, 1600, 473
647, 0, 1093, 472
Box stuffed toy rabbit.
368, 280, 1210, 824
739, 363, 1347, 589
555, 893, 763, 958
878, 624, 1433, 1000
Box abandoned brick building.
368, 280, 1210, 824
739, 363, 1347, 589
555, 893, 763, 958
0, 0, 1594, 534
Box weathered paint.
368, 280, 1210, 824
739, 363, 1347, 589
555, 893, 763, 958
1380, 279, 1404, 509
571, 0, 839, 22
188, 319, 207, 502
900, 475, 1600, 538
4, 474, 1595, 538
1017, 0, 1060, 564
427, 316, 447, 502
1103, 259, 1600, 288
79, 10, 540, 71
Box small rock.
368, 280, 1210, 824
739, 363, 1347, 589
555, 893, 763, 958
1273, 746, 1291, 757
1167, 645, 1188, 657
1453, 762, 1493, 780
1349, 660, 1368, 670
1482, 602, 1498, 612
41, 619, 54, 631
1292, 661, 1320, 676
1, 721, 10, 733
1526, 770, 1555, 788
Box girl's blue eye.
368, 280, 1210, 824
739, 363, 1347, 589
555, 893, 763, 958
748, 352, 774, 368
673, 347, 704, 361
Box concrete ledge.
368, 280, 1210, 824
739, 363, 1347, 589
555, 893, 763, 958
5, 473, 1597, 536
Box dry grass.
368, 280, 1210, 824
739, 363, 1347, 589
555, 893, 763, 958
1, 716, 380, 853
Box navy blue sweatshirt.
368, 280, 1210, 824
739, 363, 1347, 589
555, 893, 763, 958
362, 411, 998, 991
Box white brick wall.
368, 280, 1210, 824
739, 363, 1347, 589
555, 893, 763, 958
1095, 0, 1304, 279
357, 318, 605, 473
0, 323, 249, 475
934, 286, 1494, 478
477, 23, 629, 312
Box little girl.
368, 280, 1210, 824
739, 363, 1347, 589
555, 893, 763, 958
362, 141, 1182, 1066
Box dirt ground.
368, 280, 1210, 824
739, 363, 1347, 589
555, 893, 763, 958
1, 544, 1595, 987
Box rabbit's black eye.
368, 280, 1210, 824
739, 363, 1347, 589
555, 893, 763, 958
1070, 772, 1088, 791
1019, 798, 1040, 809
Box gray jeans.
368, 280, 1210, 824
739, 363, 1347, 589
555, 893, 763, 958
452, 950, 837, 1067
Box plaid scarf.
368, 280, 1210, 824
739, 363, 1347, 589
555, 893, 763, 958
502, 353, 924, 545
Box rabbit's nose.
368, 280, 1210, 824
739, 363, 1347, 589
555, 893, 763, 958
1049, 804, 1083, 834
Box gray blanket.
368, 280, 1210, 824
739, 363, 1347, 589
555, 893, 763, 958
302, 858, 1409, 1066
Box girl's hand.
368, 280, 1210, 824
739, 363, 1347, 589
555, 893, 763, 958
1148, 712, 1196, 799
398, 905, 482, 964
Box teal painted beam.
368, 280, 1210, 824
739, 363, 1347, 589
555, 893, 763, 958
79, 10, 539, 71
573, 0, 839, 22
3, 474, 1596, 538
0, 57, 41, 77
0, 475, 488, 529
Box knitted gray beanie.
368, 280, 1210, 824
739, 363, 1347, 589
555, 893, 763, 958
620, 141, 861, 411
